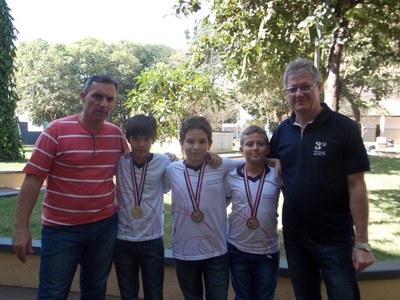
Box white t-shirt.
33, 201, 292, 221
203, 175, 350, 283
116, 152, 171, 241
164, 157, 241, 261
225, 164, 281, 254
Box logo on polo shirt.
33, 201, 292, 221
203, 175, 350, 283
313, 141, 327, 156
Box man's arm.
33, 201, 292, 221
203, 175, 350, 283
12, 174, 45, 263
348, 172, 375, 271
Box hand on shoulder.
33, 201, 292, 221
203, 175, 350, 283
206, 151, 222, 168
165, 152, 179, 162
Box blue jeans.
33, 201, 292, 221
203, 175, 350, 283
175, 253, 229, 300
37, 214, 117, 300
283, 228, 360, 300
228, 243, 279, 300
114, 237, 164, 300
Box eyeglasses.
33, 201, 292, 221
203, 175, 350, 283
284, 82, 319, 95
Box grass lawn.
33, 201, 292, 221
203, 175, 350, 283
0, 192, 173, 250
364, 155, 400, 260
1, 153, 399, 261
0, 146, 32, 170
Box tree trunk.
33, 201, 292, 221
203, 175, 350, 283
346, 94, 362, 132
325, 41, 342, 112
324, 0, 351, 112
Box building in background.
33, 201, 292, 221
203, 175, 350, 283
361, 99, 400, 144
17, 113, 43, 145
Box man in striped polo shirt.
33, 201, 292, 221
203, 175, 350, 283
12, 74, 129, 299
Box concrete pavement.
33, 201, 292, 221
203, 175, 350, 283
0, 286, 120, 299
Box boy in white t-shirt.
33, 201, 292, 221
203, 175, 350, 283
225, 125, 281, 300
114, 114, 173, 300
163, 116, 243, 300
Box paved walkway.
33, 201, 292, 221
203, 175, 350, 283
0, 187, 45, 198
0, 187, 19, 197
0, 286, 120, 299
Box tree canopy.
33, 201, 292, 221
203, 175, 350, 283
174, 0, 400, 126
14, 39, 176, 130
0, 0, 24, 160
126, 62, 229, 140
12, 1, 400, 143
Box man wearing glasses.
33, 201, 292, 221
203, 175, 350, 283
269, 58, 375, 299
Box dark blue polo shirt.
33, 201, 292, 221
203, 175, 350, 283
269, 103, 370, 244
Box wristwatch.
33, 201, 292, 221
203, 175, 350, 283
354, 242, 372, 252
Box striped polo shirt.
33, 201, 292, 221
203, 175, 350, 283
24, 114, 128, 226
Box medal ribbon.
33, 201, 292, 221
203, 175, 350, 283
243, 165, 266, 218
130, 155, 148, 207
183, 161, 206, 211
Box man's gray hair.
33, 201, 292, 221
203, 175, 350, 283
283, 58, 320, 88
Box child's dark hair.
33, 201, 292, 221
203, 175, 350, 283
125, 114, 157, 140
240, 125, 269, 146
179, 116, 212, 142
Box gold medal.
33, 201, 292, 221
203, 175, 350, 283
131, 206, 143, 219
130, 157, 148, 220
243, 166, 266, 231
191, 209, 204, 223
246, 217, 259, 229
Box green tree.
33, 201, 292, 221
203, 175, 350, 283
15, 39, 178, 129
126, 63, 228, 140
107, 41, 142, 129
69, 38, 112, 80
134, 44, 175, 69
0, 0, 23, 160
174, 0, 400, 123
338, 4, 400, 122
301, 1, 400, 113
107, 42, 176, 129
15, 41, 81, 124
